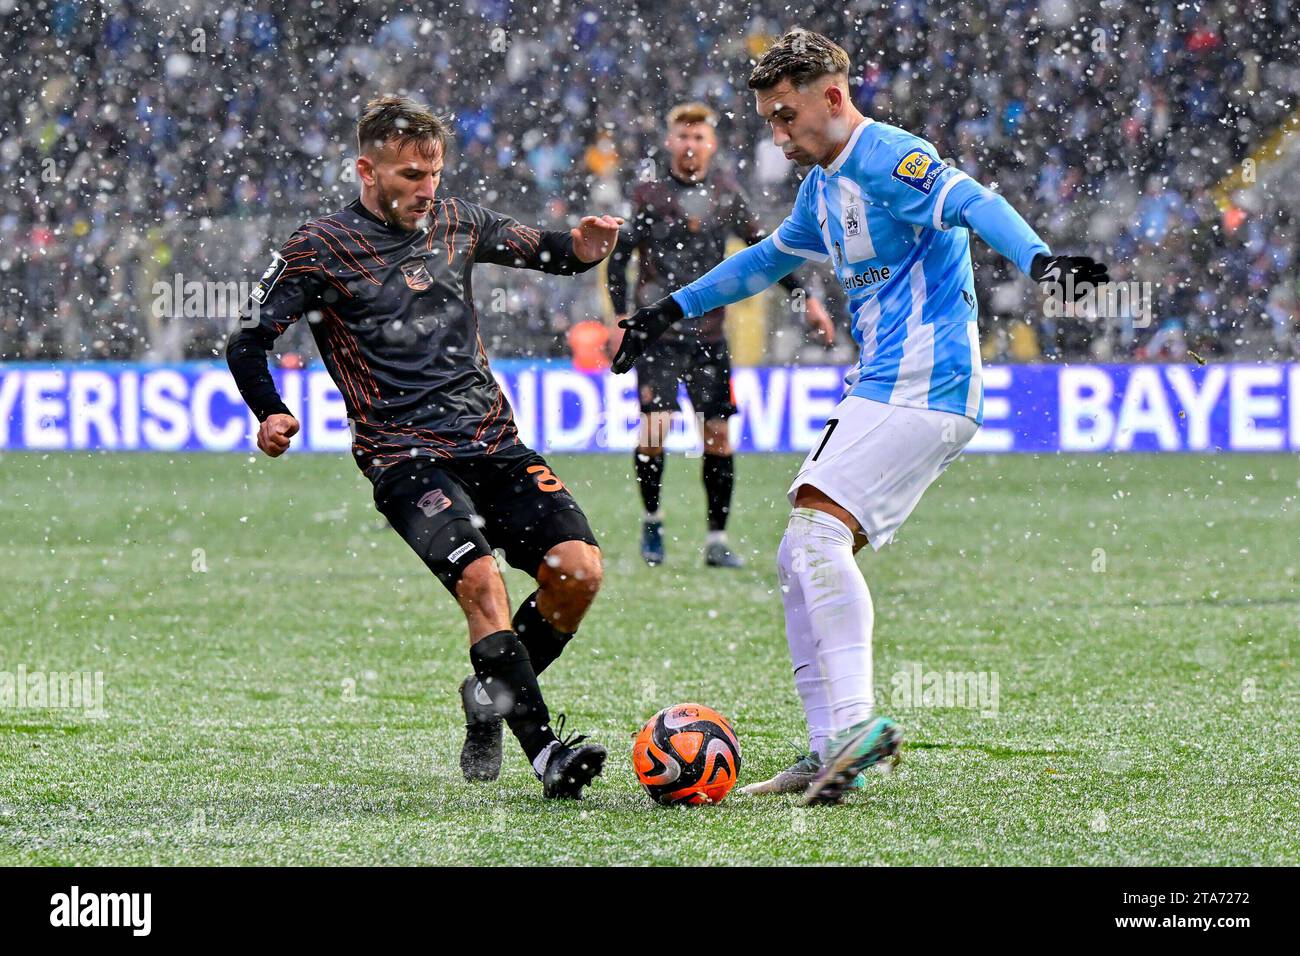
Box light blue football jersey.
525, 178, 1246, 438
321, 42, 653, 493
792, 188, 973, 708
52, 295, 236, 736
777, 118, 1024, 424
672, 118, 1050, 426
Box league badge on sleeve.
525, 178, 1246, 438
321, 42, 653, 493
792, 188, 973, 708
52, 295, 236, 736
892, 149, 945, 194
250, 251, 287, 305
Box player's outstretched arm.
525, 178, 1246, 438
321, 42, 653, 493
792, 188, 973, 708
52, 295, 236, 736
935, 172, 1109, 299
871, 141, 1108, 301
611, 235, 803, 373
472, 202, 621, 275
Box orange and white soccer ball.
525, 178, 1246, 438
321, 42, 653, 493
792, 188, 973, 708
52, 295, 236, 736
632, 703, 741, 805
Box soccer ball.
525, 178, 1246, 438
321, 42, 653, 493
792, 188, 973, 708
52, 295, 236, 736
632, 703, 741, 805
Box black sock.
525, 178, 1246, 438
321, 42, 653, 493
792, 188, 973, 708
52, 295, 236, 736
634, 450, 665, 516
469, 630, 556, 762
513, 590, 573, 675
702, 453, 734, 532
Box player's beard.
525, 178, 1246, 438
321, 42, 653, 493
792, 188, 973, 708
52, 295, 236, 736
377, 182, 431, 232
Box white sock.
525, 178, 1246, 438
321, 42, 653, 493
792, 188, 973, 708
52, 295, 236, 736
782, 508, 875, 734
532, 740, 560, 777
776, 531, 833, 758
707, 530, 728, 546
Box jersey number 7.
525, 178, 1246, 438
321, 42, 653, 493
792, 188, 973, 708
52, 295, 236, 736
811, 419, 840, 462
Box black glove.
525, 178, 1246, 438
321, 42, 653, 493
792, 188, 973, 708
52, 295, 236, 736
1030, 253, 1110, 301
611, 295, 684, 374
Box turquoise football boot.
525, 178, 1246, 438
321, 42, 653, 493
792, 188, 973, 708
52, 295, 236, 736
801, 717, 903, 806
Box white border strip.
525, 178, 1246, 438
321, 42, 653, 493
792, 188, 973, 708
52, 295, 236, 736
931, 171, 970, 231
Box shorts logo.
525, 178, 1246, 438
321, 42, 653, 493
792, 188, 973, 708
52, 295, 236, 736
417, 489, 451, 517
447, 542, 476, 563
844, 202, 861, 237
401, 257, 434, 292
250, 251, 287, 304
891, 149, 944, 194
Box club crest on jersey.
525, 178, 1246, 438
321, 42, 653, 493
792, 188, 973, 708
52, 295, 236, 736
401, 258, 434, 292
844, 202, 861, 237
892, 149, 944, 194
250, 251, 287, 304
417, 489, 452, 517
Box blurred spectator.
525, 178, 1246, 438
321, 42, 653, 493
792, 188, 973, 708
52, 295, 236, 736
568, 319, 611, 370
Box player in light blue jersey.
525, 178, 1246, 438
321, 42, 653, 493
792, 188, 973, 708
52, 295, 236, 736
612, 30, 1107, 805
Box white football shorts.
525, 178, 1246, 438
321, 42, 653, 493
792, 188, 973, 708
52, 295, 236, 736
787, 396, 979, 550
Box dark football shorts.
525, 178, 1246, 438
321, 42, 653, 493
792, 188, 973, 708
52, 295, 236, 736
637, 337, 737, 419
371, 444, 598, 588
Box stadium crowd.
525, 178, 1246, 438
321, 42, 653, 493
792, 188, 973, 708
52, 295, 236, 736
2, 0, 1297, 363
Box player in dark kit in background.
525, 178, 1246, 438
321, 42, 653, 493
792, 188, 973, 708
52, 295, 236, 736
608, 102, 835, 568
225, 95, 623, 799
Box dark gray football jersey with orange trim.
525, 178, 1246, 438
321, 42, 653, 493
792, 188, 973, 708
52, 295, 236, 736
226, 198, 596, 479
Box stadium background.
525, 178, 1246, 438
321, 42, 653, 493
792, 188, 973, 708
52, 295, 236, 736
2, 0, 1297, 368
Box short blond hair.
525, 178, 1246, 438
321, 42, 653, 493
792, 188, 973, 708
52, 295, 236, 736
667, 102, 718, 129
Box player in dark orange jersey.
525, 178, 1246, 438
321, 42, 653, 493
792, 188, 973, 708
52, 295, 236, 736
227, 95, 622, 799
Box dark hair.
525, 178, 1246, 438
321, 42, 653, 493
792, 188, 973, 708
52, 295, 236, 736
748, 29, 851, 91
356, 94, 451, 159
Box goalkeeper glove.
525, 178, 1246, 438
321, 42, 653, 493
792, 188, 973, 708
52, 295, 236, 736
611, 295, 684, 374
1030, 253, 1110, 300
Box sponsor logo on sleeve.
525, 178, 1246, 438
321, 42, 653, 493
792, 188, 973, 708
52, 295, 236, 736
891, 149, 945, 194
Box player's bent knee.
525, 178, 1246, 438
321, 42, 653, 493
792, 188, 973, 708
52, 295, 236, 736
791, 484, 863, 539
424, 517, 494, 592
539, 541, 603, 601
785, 507, 865, 561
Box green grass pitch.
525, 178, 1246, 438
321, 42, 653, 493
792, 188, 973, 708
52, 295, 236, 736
1, 449, 1296, 865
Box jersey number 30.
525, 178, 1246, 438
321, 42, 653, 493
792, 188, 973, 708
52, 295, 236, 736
528, 464, 565, 492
